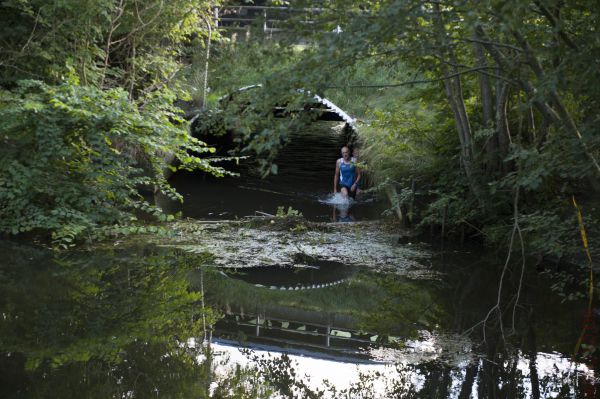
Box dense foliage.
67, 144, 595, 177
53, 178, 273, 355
0, 81, 225, 247
204, 1, 600, 261
0, 0, 225, 246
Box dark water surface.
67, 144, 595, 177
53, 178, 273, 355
163, 121, 386, 222
0, 241, 596, 398
1, 122, 598, 397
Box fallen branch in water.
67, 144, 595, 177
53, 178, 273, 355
255, 211, 275, 217
464, 186, 523, 343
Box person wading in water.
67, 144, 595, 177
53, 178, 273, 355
333, 146, 361, 198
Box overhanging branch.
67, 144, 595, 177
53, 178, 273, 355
324, 66, 513, 89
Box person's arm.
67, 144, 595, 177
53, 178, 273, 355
333, 160, 340, 193
351, 167, 361, 192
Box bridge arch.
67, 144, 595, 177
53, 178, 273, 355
189, 84, 359, 170
191, 84, 357, 135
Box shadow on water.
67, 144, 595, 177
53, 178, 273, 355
158, 121, 385, 222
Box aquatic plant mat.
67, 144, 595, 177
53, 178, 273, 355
153, 217, 435, 278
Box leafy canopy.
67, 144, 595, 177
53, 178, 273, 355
0, 0, 227, 246
0, 81, 227, 247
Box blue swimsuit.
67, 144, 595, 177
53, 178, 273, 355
339, 159, 356, 189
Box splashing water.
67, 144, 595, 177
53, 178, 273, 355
319, 193, 354, 207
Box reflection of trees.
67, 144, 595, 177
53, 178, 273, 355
417, 363, 452, 398
199, 268, 386, 319
0, 244, 213, 368
0, 243, 239, 398
360, 274, 446, 339
458, 362, 478, 399
1, 342, 209, 398
356, 250, 594, 397
453, 253, 596, 398
1, 340, 276, 398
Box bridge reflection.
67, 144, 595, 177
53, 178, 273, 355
219, 261, 355, 290
215, 310, 400, 362
211, 262, 403, 360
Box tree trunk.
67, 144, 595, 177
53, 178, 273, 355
496, 82, 512, 172
384, 185, 404, 224
434, 6, 482, 200
473, 31, 498, 172
512, 30, 600, 176
475, 26, 561, 131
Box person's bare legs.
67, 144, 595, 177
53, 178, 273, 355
340, 187, 349, 198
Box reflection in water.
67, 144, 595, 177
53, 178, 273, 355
0, 242, 257, 398
0, 240, 597, 398
220, 261, 355, 290
321, 192, 357, 223
332, 204, 356, 223
213, 339, 593, 398
201, 249, 599, 397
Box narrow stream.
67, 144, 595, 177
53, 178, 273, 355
163, 121, 386, 222
0, 241, 595, 397
0, 121, 598, 397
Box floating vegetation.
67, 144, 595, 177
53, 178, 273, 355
154, 218, 435, 279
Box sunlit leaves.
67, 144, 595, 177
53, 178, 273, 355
0, 243, 214, 382
0, 81, 225, 247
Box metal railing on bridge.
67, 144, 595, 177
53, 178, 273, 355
215, 4, 323, 36
215, 311, 405, 361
